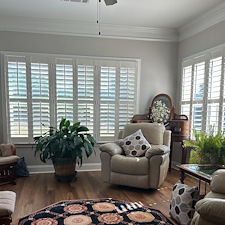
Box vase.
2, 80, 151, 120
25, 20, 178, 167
52, 158, 77, 182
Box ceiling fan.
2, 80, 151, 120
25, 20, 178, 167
104, 0, 117, 6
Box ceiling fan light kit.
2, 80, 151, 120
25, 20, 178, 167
104, 0, 117, 6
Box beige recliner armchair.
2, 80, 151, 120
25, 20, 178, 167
99, 123, 171, 189
191, 169, 225, 225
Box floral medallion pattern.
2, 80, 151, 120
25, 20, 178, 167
31, 218, 58, 225
64, 215, 92, 225
64, 204, 87, 214
98, 213, 123, 224
18, 198, 174, 225
92, 203, 115, 212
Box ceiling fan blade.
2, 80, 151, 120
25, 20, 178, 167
104, 0, 117, 6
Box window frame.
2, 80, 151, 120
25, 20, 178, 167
180, 45, 225, 138
1, 51, 140, 144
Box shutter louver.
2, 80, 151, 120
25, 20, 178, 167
32, 102, 50, 136
56, 63, 74, 123
100, 104, 115, 137
206, 56, 222, 133
31, 63, 49, 99
31, 63, 50, 135
193, 62, 205, 101
9, 102, 28, 137
206, 103, 219, 133
8, 62, 27, 99
57, 103, 74, 125
100, 65, 116, 137
77, 64, 94, 131
208, 57, 222, 100
7, 60, 28, 138
182, 66, 192, 101
192, 104, 203, 133
119, 66, 136, 129
56, 64, 73, 101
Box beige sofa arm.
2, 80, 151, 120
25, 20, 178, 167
195, 198, 225, 224
99, 143, 124, 156
210, 169, 225, 194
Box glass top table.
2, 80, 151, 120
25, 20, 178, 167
177, 164, 225, 184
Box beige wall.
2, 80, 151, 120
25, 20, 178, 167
0, 30, 178, 172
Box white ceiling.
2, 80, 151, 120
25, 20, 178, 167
0, 0, 225, 41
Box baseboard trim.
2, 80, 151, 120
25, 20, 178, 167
27, 163, 101, 174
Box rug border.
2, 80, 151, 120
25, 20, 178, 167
16, 197, 175, 225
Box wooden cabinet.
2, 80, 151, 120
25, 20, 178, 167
167, 115, 190, 169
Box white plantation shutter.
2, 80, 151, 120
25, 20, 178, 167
56, 59, 74, 124
32, 102, 50, 135
6, 56, 28, 139
77, 59, 95, 134
119, 62, 136, 130
181, 48, 225, 137
181, 65, 192, 102
9, 102, 28, 138
206, 55, 223, 133
31, 62, 50, 136
3, 53, 139, 143
99, 61, 116, 138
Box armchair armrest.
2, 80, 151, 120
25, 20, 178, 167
163, 130, 171, 147
195, 198, 225, 224
210, 169, 225, 194
99, 143, 124, 156
145, 145, 170, 158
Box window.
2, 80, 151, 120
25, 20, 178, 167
2, 53, 139, 143
181, 48, 224, 138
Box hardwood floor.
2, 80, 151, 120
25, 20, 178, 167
0, 169, 209, 225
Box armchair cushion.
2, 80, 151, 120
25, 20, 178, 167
0, 156, 20, 165
118, 129, 151, 157
145, 145, 170, 158
194, 198, 225, 225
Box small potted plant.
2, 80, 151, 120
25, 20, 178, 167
33, 118, 96, 181
184, 127, 225, 165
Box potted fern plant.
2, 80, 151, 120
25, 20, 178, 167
33, 118, 96, 181
184, 128, 225, 165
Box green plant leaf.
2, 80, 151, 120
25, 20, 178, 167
77, 126, 89, 133
87, 134, 96, 146
65, 120, 70, 128
83, 139, 94, 157
59, 118, 66, 130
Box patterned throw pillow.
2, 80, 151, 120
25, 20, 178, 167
118, 129, 151, 157
169, 181, 199, 225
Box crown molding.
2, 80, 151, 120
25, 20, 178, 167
0, 15, 178, 42
179, 2, 225, 41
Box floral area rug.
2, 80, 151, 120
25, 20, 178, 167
17, 198, 174, 225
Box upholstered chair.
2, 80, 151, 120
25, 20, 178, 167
99, 123, 171, 189
191, 169, 225, 225
0, 144, 20, 185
